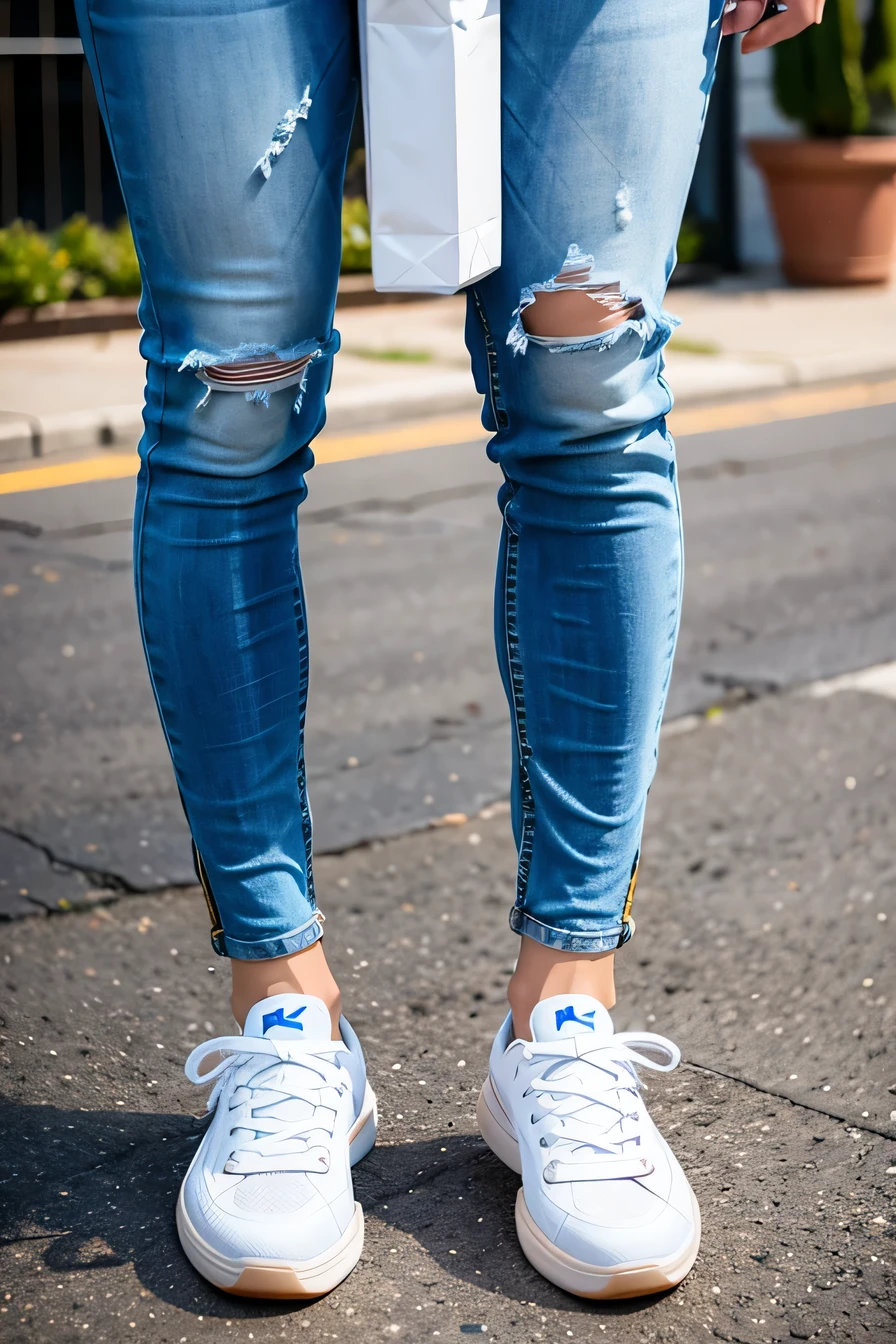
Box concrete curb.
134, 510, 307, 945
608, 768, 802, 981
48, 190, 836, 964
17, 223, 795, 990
0, 379, 485, 464
0, 404, 144, 464
3, 351, 895, 466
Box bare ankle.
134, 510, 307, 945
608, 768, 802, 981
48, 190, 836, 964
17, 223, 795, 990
508, 938, 616, 1040
230, 941, 343, 1039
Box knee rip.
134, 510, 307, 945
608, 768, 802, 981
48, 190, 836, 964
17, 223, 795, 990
179, 343, 325, 413
509, 244, 658, 358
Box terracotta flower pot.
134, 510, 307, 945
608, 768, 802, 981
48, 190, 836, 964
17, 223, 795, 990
748, 136, 896, 286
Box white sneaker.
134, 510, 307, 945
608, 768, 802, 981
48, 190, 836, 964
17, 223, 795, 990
176, 994, 376, 1298
478, 993, 700, 1299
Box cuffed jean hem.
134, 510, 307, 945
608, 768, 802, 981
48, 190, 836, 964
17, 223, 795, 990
509, 908, 634, 953
215, 913, 323, 961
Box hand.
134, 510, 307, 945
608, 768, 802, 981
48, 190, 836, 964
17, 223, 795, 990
722, 0, 825, 55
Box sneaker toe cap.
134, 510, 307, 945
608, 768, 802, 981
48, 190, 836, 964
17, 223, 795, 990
554, 1196, 695, 1269
184, 1171, 351, 1264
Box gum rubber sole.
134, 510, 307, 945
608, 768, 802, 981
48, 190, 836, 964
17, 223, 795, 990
176, 1085, 377, 1299
514, 1190, 702, 1300
176, 1195, 365, 1298
477, 1077, 701, 1300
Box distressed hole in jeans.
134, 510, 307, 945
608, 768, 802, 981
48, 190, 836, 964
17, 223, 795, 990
179, 349, 318, 411
255, 90, 313, 179
508, 245, 646, 356
522, 283, 644, 340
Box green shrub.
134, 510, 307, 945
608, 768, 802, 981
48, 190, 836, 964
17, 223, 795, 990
0, 220, 77, 312
2, 202, 374, 312
676, 214, 707, 265
55, 214, 141, 298
864, 0, 896, 131
772, 0, 896, 137
342, 196, 371, 273
0, 215, 142, 312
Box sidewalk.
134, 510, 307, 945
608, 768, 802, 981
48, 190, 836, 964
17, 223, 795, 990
3, 277, 896, 462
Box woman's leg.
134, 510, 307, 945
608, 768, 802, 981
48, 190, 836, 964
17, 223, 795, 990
466, 0, 725, 1031
75, 0, 357, 1034
74, 0, 377, 1300
475, 0, 724, 1298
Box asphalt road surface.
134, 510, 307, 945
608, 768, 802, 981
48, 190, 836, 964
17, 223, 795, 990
1, 395, 895, 1343
2, 398, 896, 907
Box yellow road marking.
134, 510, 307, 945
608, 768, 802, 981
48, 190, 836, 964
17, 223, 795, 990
2, 377, 895, 495
669, 376, 896, 437
314, 413, 486, 465
0, 415, 487, 496
0, 453, 138, 495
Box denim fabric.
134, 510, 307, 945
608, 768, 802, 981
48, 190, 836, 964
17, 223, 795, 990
75, 0, 724, 959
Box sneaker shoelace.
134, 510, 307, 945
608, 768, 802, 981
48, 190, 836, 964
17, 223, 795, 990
185, 1035, 350, 1176
520, 1032, 680, 1183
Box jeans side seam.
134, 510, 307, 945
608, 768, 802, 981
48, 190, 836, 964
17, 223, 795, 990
133, 442, 224, 956
192, 839, 226, 953
293, 547, 316, 908
503, 517, 535, 910
470, 286, 508, 430
132, 438, 230, 949
654, 430, 685, 739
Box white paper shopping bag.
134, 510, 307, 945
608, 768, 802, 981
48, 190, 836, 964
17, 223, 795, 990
359, 0, 502, 295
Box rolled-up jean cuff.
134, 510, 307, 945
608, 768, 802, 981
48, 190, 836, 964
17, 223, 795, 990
509, 908, 633, 953
217, 913, 323, 961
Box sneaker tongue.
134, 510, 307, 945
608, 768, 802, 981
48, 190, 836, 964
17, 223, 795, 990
529, 994, 614, 1043
242, 994, 333, 1042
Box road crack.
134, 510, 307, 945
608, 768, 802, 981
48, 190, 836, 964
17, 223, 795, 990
0, 517, 42, 537
301, 480, 494, 527
685, 1058, 896, 1141
0, 1230, 71, 1248
0, 824, 172, 899
308, 715, 508, 783
678, 427, 894, 483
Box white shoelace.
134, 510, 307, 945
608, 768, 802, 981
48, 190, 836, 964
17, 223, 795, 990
186, 1035, 350, 1176
520, 1032, 680, 1183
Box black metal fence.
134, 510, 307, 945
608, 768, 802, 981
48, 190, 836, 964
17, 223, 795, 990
0, 0, 123, 229
1, 0, 738, 270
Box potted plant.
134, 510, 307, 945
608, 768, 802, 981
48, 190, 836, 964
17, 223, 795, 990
749, 0, 896, 284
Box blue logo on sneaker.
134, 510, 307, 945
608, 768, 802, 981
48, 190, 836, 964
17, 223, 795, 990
262, 1006, 306, 1033
555, 1005, 596, 1031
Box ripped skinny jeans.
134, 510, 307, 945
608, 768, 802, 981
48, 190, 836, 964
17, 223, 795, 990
75, 0, 724, 961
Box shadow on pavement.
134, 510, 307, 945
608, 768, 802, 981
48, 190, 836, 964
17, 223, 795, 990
0, 1097, 301, 1320
355, 1129, 667, 1319
0, 1096, 665, 1323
